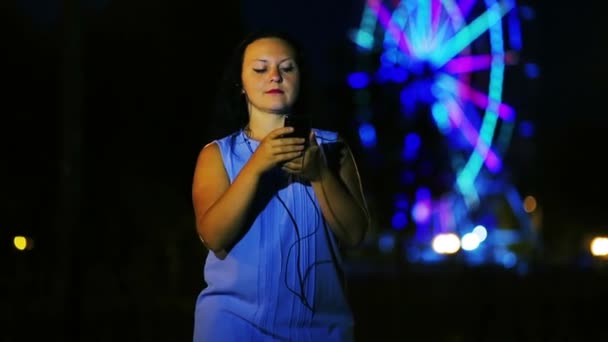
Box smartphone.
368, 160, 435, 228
284, 115, 311, 145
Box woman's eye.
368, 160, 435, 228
282, 66, 294, 72
253, 69, 266, 73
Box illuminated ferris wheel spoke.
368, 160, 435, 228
412, 0, 432, 54
368, 0, 414, 56
443, 97, 502, 173
456, 1, 510, 195
444, 55, 495, 74
434, 74, 513, 133
429, 20, 451, 52
431, 0, 442, 35
440, 0, 466, 27
439, 74, 515, 121
430, 1, 513, 67
390, 1, 449, 60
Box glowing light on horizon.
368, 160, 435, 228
523, 195, 537, 213
461, 232, 481, 251
473, 225, 488, 241
13, 236, 33, 251
432, 233, 461, 254
590, 237, 608, 257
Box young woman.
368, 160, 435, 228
191, 30, 370, 341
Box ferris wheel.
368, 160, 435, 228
347, 0, 539, 267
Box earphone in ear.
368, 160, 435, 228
235, 83, 246, 95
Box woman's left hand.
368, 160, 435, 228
281, 130, 326, 181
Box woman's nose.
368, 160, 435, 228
269, 68, 282, 82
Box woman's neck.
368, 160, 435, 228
246, 111, 288, 141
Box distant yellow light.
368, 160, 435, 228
432, 233, 460, 254
14, 236, 28, 251
523, 195, 537, 213
590, 237, 608, 257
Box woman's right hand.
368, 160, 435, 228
247, 127, 306, 176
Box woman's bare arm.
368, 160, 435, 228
191, 143, 261, 254
192, 127, 305, 254
310, 136, 371, 247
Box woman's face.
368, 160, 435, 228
241, 37, 300, 115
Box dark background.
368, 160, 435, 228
2, 0, 608, 341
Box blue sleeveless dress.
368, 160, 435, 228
193, 129, 354, 342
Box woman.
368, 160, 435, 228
191, 30, 370, 341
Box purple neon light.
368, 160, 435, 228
446, 53, 518, 75
367, 0, 414, 56
453, 77, 515, 121
458, 0, 477, 19
431, 0, 442, 35
445, 55, 493, 74
445, 98, 502, 173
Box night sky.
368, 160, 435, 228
3, 0, 607, 257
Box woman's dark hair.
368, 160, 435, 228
208, 29, 313, 140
